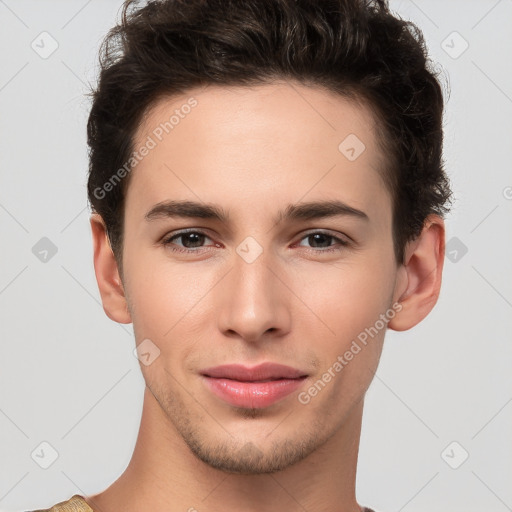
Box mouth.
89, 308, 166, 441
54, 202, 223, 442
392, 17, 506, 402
200, 362, 308, 409
200, 362, 308, 381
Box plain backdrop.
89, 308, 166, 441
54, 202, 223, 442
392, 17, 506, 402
0, 1, 511, 511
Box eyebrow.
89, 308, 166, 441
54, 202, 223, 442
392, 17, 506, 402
144, 199, 369, 224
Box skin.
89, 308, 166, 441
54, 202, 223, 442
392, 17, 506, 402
87, 81, 445, 512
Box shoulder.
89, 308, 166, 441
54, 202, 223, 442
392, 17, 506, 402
26, 495, 93, 512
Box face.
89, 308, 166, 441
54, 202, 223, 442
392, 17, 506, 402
120, 81, 402, 474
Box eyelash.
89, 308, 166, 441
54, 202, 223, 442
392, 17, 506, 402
160, 229, 350, 255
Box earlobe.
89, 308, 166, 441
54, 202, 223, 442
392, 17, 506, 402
388, 214, 445, 332
90, 213, 132, 324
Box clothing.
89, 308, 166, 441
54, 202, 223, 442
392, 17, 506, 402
28, 495, 93, 512
29, 494, 377, 512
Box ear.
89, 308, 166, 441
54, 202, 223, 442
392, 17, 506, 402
90, 213, 132, 324
388, 214, 445, 331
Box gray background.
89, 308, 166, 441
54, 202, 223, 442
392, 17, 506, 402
1, 1, 511, 511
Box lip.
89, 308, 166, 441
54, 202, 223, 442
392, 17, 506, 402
201, 362, 307, 381
200, 363, 308, 409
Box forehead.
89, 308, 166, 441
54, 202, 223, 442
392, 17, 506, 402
127, 81, 390, 227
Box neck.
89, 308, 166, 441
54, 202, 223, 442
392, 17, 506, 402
86, 386, 365, 512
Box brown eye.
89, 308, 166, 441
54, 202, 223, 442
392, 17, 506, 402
296, 231, 350, 253
161, 230, 215, 253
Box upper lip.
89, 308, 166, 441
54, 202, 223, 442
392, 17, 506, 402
201, 362, 308, 381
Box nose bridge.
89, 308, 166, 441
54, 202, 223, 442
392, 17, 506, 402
217, 239, 291, 340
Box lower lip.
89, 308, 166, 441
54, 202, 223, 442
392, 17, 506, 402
202, 376, 306, 409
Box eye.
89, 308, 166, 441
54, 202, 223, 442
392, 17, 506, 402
295, 231, 350, 253
161, 230, 217, 254
160, 229, 351, 255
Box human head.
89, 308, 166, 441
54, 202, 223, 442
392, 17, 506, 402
86, 0, 452, 279
87, 0, 452, 477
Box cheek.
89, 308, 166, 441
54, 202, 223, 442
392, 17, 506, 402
299, 256, 395, 332
298, 282, 391, 412
124, 248, 220, 354
126, 262, 216, 388
296, 255, 396, 386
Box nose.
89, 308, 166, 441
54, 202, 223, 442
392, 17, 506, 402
216, 245, 292, 344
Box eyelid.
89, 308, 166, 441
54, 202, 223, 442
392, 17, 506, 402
161, 228, 216, 247
296, 228, 351, 244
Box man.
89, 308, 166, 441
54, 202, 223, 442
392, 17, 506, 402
32, 0, 451, 510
